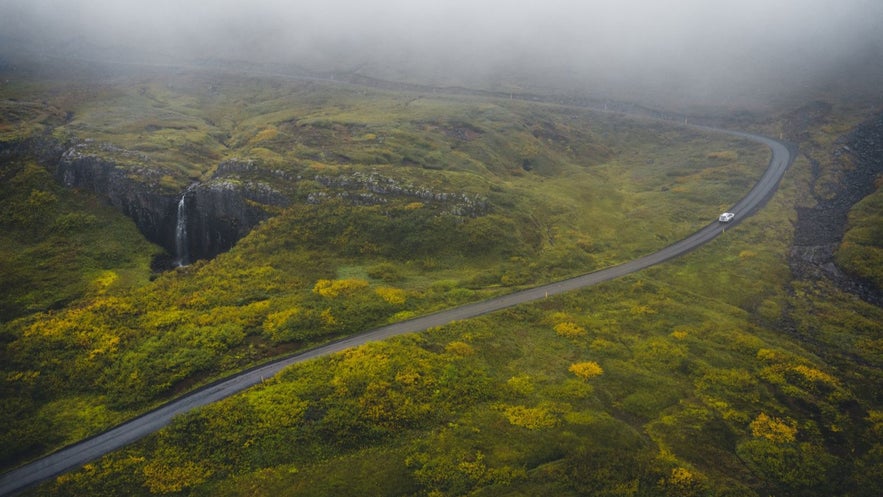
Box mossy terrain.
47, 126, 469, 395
1, 61, 881, 496
0, 158, 161, 321
837, 189, 883, 287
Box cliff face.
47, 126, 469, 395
54, 149, 179, 253
51, 147, 290, 265
178, 176, 290, 263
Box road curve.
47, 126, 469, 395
0, 127, 795, 496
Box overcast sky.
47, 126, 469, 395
2, 0, 882, 106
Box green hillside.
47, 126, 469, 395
1, 63, 881, 496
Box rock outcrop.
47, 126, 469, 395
177, 175, 290, 263
0, 136, 67, 166
52, 147, 290, 265
789, 111, 883, 305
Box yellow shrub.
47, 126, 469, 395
548, 312, 571, 322
867, 410, 883, 437
790, 364, 837, 387
320, 308, 337, 327
375, 286, 406, 305
569, 361, 604, 380
313, 278, 369, 298
502, 405, 558, 429
750, 412, 797, 443
87, 335, 120, 360
91, 271, 119, 294
659, 466, 705, 496
756, 348, 787, 362
392, 310, 417, 321
738, 249, 757, 258
554, 321, 587, 338
263, 307, 300, 334
395, 369, 421, 386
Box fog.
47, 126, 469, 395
2, 0, 882, 108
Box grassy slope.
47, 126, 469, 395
0, 159, 161, 320
1, 65, 880, 495
837, 189, 883, 287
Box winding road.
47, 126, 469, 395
0, 123, 795, 496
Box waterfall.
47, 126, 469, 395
174, 190, 190, 266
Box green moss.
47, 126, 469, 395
0, 160, 160, 321
836, 188, 883, 288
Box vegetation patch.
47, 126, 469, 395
837, 188, 883, 288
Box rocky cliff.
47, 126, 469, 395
789, 110, 883, 304
50, 145, 290, 266
177, 172, 291, 264
55, 145, 179, 253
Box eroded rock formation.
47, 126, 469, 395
789, 110, 883, 304
52, 148, 290, 265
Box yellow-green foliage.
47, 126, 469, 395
750, 412, 798, 443
313, 278, 370, 298
501, 404, 559, 429
142, 459, 214, 494
569, 361, 604, 380
506, 375, 535, 396
262, 307, 302, 340
249, 126, 279, 145
670, 329, 689, 340
444, 341, 475, 356
658, 467, 706, 497
553, 321, 587, 338
0, 162, 159, 320
836, 189, 883, 288
375, 287, 407, 305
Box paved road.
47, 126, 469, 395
0, 127, 795, 496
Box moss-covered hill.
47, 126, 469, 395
1, 61, 881, 496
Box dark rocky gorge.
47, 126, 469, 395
53, 150, 291, 268
789, 110, 883, 305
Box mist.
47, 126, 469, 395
2, 0, 882, 109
